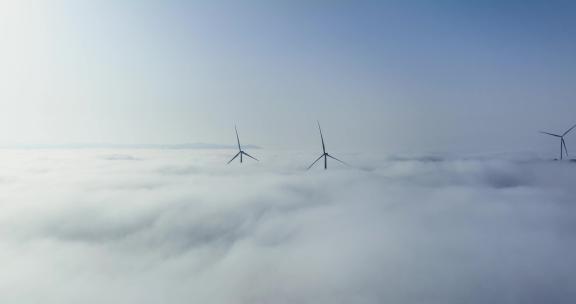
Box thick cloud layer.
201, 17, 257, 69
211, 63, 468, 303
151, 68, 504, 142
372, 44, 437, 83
0, 149, 575, 304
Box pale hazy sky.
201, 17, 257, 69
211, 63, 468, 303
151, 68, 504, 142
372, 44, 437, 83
1, 0, 575, 153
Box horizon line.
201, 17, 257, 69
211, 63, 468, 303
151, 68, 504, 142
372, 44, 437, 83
0, 143, 262, 150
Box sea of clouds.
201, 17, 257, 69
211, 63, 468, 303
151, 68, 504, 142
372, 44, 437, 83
0, 149, 575, 304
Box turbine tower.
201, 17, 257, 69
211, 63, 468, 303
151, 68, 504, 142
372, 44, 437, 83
540, 123, 576, 160
307, 121, 348, 170
227, 125, 258, 164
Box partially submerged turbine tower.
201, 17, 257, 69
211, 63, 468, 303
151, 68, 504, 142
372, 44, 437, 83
227, 125, 258, 164
540, 123, 576, 160
307, 121, 348, 170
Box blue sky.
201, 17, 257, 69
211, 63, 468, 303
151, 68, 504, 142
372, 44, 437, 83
1, 0, 575, 153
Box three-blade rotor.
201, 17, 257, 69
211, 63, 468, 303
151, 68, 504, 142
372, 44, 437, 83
227, 125, 258, 164
307, 121, 349, 170
540, 123, 576, 160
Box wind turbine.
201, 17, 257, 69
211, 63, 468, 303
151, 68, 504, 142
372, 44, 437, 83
227, 125, 258, 164
540, 123, 576, 160
307, 121, 348, 170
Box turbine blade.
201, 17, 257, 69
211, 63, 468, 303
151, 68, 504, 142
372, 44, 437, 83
563, 124, 576, 136
327, 154, 350, 166
242, 152, 259, 161
317, 121, 326, 154
563, 139, 569, 157
307, 154, 324, 170
235, 125, 241, 151
539, 131, 561, 137
227, 152, 241, 164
